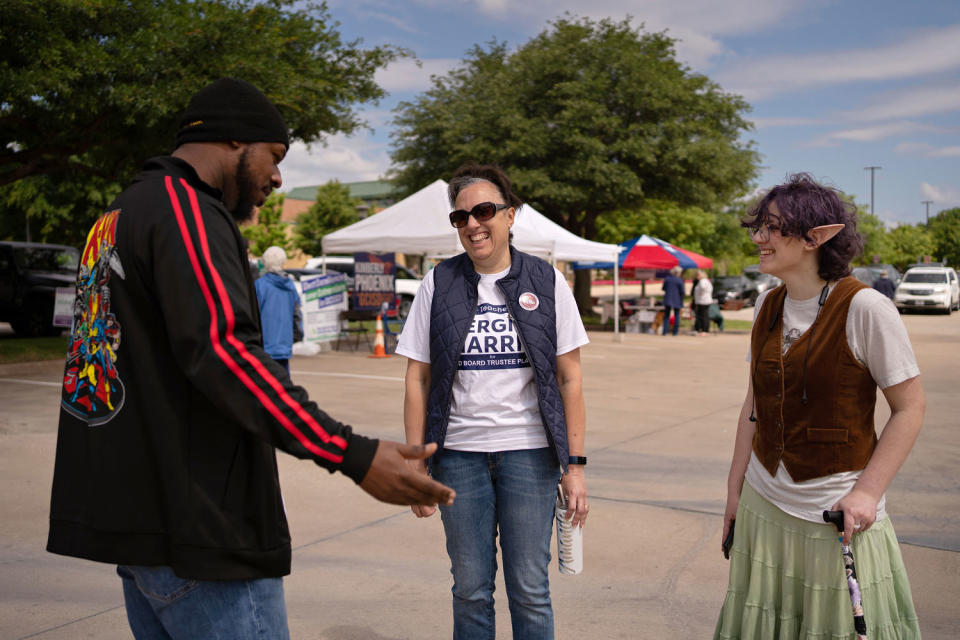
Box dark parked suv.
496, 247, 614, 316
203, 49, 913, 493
713, 274, 759, 306
0, 241, 79, 336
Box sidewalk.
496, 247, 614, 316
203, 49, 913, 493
1, 312, 957, 639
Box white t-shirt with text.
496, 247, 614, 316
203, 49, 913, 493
397, 264, 588, 452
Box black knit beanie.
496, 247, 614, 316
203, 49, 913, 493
175, 78, 289, 149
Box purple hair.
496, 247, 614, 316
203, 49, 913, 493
743, 173, 863, 281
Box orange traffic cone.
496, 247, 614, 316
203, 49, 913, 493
369, 313, 391, 358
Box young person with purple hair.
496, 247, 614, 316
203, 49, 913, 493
714, 174, 924, 639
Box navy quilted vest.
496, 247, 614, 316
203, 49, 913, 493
426, 247, 570, 472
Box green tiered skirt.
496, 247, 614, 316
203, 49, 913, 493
714, 482, 921, 639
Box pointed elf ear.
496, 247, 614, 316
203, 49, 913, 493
806, 224, 844, 248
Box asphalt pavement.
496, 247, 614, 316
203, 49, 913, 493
0, 310, 957, 639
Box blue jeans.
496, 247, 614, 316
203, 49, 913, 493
117, 565, 289, 639
662, 306, 681, 335
432, 447, 562, 640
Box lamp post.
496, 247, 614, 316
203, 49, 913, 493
864, 166, 882, 216
922, 200, 933, 227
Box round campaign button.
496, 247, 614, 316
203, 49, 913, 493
519, 292, 539, 311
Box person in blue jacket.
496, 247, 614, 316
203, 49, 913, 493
872, 269, 896, 300
661, 265, 686, 335
254, 245, 302, 373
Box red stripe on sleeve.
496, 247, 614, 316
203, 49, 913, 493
164, 176, 344, 462
179, 179, 348, 450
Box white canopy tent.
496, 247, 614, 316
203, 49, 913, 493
321, 179, 625, 331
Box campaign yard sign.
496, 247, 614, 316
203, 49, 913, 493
300, 272, 348, 343
53, 287, 76, 328
352, 252, 396, 312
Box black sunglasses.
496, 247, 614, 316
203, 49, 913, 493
449, 202, 509, 228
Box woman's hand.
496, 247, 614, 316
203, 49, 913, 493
832, 489, 879, 545
560, 468, 588, 528
407, 458, 437, 518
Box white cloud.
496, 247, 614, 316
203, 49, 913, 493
851, 85, 960, 122
280, 136, 391, 190
894, 142, 935, 155
465, 0, 806, 36
716, 24, 960, 100
932, 146, 960, 158
805, 121, 935, 147
478, 0, 510, 13
750, 116, 825, 128
389, 0, 806, 69
374, 57, 460, 93
920, 182, 960, 209
895, 142, 960, 158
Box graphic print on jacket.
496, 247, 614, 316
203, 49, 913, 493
62, 209, 126, 425
458, 303, 531, 371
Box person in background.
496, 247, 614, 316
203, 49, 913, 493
255, 245, 302, 373
708, 302, 725, 332
398, 163, 589, 640
47, 77, 454, 640
693, 270, 714, 335
873, 269, 896, 300
661, 265, 685, 336
714, 173, 923, 639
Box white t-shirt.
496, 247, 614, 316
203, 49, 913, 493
744, 285, 920, 522
397, 264, 588, 452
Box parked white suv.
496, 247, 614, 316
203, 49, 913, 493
894, 265, 960, 314
303, 255, 422, 318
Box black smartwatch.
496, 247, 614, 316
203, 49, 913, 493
567, 456, 587, 466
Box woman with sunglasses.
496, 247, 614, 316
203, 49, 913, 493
397, 163, 589, 640
714, 174, 924, 639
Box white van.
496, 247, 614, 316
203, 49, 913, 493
894, 265, 960, 314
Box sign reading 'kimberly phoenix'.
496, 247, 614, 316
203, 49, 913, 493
352, 252, 396, 311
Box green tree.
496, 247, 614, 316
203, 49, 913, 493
292, 181, 361, 256
929, 207, 960, 267
856, 210, 891, 266
389, 16, 759, 307
0, 173, 122, 248
836, 192, 892, 266
242, 193, 290, 256
595, 199, 715, 253
886, 224, 936, 271
1, 0, 405, 245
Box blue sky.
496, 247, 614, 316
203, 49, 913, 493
281, 0, 960, 227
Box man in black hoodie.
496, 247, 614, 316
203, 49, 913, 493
48, 78, 454, 639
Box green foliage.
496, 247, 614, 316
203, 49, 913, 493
0, 173, 122, 248
0, 0, 405, 244
292, 181, 361, 256
886, 225, 936, 271
856, 211, 892, 266
389, 15, 759, 240
707, 206, 761, 274
929, 208, 960, 267
595, 199, 714, 251
242, 193, 289, 256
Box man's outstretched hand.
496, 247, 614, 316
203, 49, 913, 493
359, 441, 455, 507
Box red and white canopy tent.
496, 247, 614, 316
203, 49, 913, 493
574, 235, 713, 332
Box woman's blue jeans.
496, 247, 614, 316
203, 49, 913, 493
117, 565, 289, 639
432, 447, 562, 640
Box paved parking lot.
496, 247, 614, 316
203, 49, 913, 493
1, 311, 957, 639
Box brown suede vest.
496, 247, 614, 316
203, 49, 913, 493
751, 276, 877, 482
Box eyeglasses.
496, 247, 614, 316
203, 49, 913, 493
747, 223, 781, 242
449, 202, 509, 228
